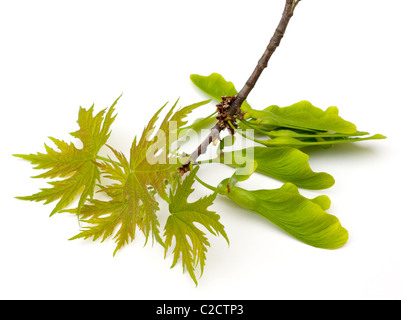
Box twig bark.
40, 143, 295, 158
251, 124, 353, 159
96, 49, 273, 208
179, 0, 301, 173
232, 0, 301, 112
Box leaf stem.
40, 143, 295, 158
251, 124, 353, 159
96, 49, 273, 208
194, 175, 217, 192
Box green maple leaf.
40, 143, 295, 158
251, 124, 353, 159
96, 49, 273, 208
69, 100, 211, 255
164, 167, 229, 285
14, 96, 119, 216
69, 145, 165, 255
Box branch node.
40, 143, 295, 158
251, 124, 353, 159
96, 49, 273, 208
216, 95, 244, 135
178, 0, 300, 173
178, 162, 191, 176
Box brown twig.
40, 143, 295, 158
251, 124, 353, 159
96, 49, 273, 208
179, 0, 301, 174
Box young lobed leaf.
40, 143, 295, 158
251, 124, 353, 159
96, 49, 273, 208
164, 167, 229, 285
14, 95, 120, 216
69, 99, 209, 255
68, 145, 166, 255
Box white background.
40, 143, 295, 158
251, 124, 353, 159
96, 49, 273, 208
1, 0, 400, 300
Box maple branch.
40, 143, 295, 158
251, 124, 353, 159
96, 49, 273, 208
232, 0, 301, 112
179, 0, 301, 173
